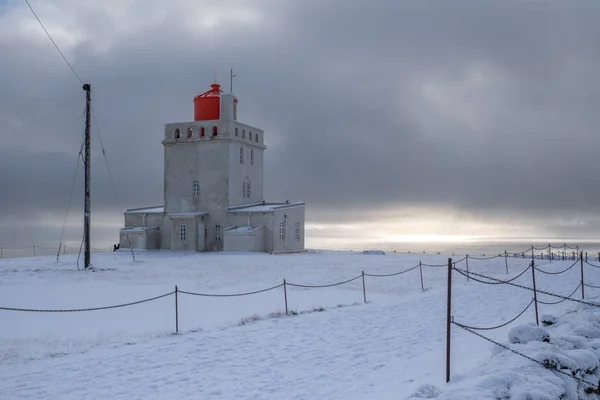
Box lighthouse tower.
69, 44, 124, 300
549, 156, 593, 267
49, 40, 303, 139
162, 83, 266, 251
120, 82, 305, 253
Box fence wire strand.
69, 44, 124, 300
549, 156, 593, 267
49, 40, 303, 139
364, 264, 420, 277
178, 284, 284, 297
453, 298, 535, 331
584, 260, 600, 269
454, 264, 531, 285
538, 283, 582, 305
456, 268, 600, 309
0, 291, 174, 312
287, 275, 362, 288
534, 258, 580, 275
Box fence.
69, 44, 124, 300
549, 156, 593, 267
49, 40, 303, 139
445, 252, 600, 393
0, 245, 111, 259
3, 243, 600, 393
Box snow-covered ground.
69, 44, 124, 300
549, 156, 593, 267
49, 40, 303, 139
1, 250, 599, 399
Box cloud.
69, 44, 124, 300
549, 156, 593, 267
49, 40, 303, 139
2, 0, 600, 247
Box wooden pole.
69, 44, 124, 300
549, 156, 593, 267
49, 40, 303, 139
446, 257, 453, 383
504, 251, 508, 274
83, 83, 92, 269
465, 255, 469, 282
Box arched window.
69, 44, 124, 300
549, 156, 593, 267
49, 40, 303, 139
242, 129, 246, 139
180, 224, 187, 242
255, 134, 259, 143
187, 128, 193, 138
240, 147, 244, 164
200, 127, 205, 137
193, 180, 199, 196
249, 132, 253, 141
250, 149, 254, 165
235, 127, 239, 136
212, 126, 218, 136
175, 128, 180, 139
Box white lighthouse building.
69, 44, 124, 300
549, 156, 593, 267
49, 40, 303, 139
119, 83, 305, 253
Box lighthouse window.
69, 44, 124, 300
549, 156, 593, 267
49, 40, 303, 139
255, 134, 259, 143
235, 127, 239, 136
249, 132, 253, 141
187, 128, 193, 138
215, 225, 222, 241
242, 129, 246, 139
193, 180, 199, 196
200, 127, 205, 137
240, 147, 244, 164
180, 224, 187, 242
212, 126, 218, 136
175, 128, 180, 139
250, 149, 254, 165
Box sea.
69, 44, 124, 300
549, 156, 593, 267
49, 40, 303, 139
2, 239, 600, 260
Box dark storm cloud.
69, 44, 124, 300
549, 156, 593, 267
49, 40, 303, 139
2, 0, 600, 244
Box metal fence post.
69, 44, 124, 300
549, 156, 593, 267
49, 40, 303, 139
446, 257, 453, 383
504, 251, 508, 274
580, 252, 585, 300
531, 246, 534, 260
33, 245, 36, 257
416, 261, 423, 290
63, 244, 66, 255
362, 271, 367, 303
531, 260, 539, 326
175, 285, 179, 333
283, 279, 288, 315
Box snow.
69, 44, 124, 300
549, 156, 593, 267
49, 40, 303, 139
225, 225, 261, 233
228, 202, 304, 213
1, 250, 600, 399
508, 324, 550, 344
125, 206, 164, 214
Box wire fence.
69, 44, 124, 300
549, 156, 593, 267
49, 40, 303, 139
4, 243, 600, 393
445, 250, 600, 393
0, 245, 112, 259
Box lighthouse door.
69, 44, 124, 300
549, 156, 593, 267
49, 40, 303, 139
197, 222, 205, 252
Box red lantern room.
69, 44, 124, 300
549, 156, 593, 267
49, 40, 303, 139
193, 83, 239, 121
193, 83, 222, 121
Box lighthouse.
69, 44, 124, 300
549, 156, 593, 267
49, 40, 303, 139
119, 83, 306, 253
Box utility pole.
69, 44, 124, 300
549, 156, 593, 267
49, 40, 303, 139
83, 83, 91, 269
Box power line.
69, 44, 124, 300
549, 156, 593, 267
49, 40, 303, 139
23, 0, 84, 85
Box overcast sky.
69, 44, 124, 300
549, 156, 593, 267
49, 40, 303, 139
1, 0, 600, 248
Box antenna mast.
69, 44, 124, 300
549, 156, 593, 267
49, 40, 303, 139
82, 84, 92, 269
230, 69, 236, 93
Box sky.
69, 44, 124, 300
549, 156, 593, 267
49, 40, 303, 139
1, 0, 600, 249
